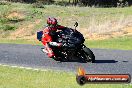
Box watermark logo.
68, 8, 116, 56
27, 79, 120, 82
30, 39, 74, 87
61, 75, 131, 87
76, 67, 131, 85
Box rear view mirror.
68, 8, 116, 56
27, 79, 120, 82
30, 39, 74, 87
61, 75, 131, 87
74, 22, 78, 27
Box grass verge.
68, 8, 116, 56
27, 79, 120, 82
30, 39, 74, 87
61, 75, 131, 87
0, 36, 132, 50
85, 36, 132, 50
0, 39, 41, 45
0, 65, 131, 88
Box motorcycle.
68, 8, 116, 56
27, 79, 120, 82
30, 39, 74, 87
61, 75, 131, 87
37, 22, 95, 63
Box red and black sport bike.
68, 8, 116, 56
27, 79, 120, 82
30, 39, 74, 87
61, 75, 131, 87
37, 22, 95, 63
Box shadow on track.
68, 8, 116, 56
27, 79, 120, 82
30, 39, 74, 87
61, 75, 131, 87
60, 59, 85, 63
56, 56, 118, 63
60, 59, 118, 63
58, 57, 90, 63
95, 60, 118, 63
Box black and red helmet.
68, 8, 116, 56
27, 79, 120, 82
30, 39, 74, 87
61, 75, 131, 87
47, 17, 58, 26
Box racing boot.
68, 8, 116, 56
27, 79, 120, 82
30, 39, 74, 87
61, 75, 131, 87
41, 48, 48, 53
41, 48, 54, 58
47, 47, 55, 58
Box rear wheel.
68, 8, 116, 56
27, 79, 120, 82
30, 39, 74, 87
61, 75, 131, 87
82, 46, 95, 63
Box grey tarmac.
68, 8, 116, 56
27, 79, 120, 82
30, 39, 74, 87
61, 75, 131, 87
0, 44, 132, 75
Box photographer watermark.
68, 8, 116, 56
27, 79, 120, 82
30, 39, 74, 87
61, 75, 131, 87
76, 67, 131, 85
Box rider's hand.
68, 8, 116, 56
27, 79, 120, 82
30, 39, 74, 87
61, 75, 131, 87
56, 30, 62, 32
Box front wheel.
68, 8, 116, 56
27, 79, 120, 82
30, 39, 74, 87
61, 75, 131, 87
82, 45, 95, 63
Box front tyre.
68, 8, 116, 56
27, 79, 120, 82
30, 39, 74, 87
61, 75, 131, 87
82, 46, 95, 63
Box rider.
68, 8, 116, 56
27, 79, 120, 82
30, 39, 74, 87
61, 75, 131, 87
41, 17, 66, 58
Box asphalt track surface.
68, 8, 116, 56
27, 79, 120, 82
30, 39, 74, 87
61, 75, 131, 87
0, 44, 132, 75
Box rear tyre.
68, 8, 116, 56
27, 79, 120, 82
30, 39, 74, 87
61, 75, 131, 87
82, 46, 95, 63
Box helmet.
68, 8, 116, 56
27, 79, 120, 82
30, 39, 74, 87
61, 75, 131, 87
47, 17, 58, 26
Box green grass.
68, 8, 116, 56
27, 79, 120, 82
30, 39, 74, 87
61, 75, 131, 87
0, 2, 132, 38
0, 38, 41, 45
0, 36, 132, 50
42, 5, 132, 28
0, 65, 131, 88
0, 2, 132, 41
85, 36, 132, 50
0, 3, 132, 31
